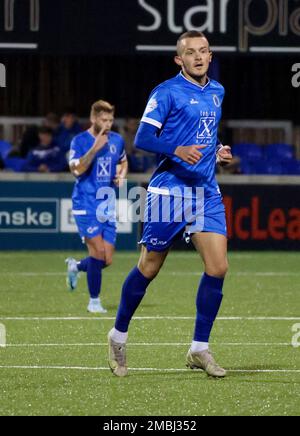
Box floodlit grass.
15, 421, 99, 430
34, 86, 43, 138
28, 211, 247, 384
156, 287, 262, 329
0, 251, 299, 416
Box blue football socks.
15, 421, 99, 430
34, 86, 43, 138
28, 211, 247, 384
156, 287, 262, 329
194, 273, 224, 343
86, 257, 106, 299
77, 257, 90, 272
115, 267, 152, 333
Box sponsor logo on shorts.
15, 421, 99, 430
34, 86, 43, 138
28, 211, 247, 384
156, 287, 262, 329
150, 238, 168, 247
87, 226, 99, 234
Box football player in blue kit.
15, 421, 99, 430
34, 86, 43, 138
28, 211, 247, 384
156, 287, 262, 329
108, 32, 233, 377
66, 100, 128, 314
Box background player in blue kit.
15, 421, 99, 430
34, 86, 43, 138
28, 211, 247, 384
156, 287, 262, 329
108, 32, 233, 377
66, 100, 128, 314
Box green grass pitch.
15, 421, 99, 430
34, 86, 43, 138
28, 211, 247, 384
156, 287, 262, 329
0, 251, 299, 416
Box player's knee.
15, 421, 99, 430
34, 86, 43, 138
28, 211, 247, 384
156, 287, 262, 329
206, 260, 229, 279
90, 248, 106, 261
139, 259, 161, 280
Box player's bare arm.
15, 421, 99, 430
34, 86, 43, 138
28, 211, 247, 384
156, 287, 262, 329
70, 127, 108, 177
114, 159, 128, 187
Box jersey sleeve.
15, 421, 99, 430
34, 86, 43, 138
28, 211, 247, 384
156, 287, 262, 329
141, 85, 172, 130
118, 137, 127, 162
69, 136, 84, 166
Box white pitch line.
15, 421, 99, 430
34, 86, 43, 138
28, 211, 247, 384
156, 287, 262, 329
0, 365, 299, 374
3, 342, 293, 348
0, 316, 299, 321
0, 271, 299, 277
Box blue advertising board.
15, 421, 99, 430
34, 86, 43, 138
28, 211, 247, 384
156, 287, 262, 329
0, 181, 139, 250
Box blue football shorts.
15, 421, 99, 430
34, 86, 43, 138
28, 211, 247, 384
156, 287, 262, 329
74, 214, 117, 246
140, 190, 227, 252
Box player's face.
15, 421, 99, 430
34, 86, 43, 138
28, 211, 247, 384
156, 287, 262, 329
92, 112, 114, 135
175, 37, 212, 81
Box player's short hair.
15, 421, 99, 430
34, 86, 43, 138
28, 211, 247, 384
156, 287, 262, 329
177, 31, 210, 55
91, 100, 115, 117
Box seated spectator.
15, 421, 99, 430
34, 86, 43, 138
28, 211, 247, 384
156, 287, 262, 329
19, 125, 40, 158
120, 118, 140, 156
44, 112, 60, 136
120, 118, 157, 173
22, 127, 67, 173
56, 108, 82, 153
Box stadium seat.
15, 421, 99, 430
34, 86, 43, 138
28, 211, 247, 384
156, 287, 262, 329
282, 159, 300, 175
128, 155, 156, 173
232, 143, 263, 160
240, 160, 256, 175
241, 159, 283, 175
0, 140, 12, 160
265, 143, 294, 161
255, 160, 283, 175
4, 157, 27, 172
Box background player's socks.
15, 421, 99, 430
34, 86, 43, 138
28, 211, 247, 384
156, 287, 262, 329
87, 257, 106, 298
191, 341, 209, 353
77, 257, 90, 272
193, 273, 224, 343
115, 266, 152, 333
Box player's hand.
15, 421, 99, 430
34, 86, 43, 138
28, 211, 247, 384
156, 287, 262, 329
175, 145, 207, 165
114, 164, 125, 187
93, 127, 108, 152
217, 146, 232, 166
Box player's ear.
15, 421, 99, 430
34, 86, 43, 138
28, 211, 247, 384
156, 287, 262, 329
209, 50, 213, 63
174, 56, 183, 67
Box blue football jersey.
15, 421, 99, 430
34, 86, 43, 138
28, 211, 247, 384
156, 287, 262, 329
141, 72, 225, 196
69, 131, 126, 214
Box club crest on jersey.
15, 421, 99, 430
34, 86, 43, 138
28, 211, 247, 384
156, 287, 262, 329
110, 144, 117, 154
213, 94, 221, 107
145, 94, 158, 115
97, 157, 112, 180
197, 117, 215, 139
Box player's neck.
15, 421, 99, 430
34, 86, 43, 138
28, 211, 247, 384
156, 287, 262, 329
88, 127, 96, 138
182, 70, 209, 87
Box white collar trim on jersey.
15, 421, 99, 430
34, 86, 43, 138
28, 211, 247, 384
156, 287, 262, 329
180, 71, 211, 90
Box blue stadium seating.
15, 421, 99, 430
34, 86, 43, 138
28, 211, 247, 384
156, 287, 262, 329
265, 143, 294, 161
236, 143, 300, 175
241, 159, 282, 175
283, 159, 300, 175
0, 140, 12, 160
4, 157, 26, 172
232, 143, 263, 160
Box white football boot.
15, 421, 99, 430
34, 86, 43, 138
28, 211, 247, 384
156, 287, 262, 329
65, 258, 79, 291
87, 298, 107, 314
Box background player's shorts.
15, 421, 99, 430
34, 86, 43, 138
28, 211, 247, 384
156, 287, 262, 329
74, 214, 117, 246
140, 191, 227, 252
